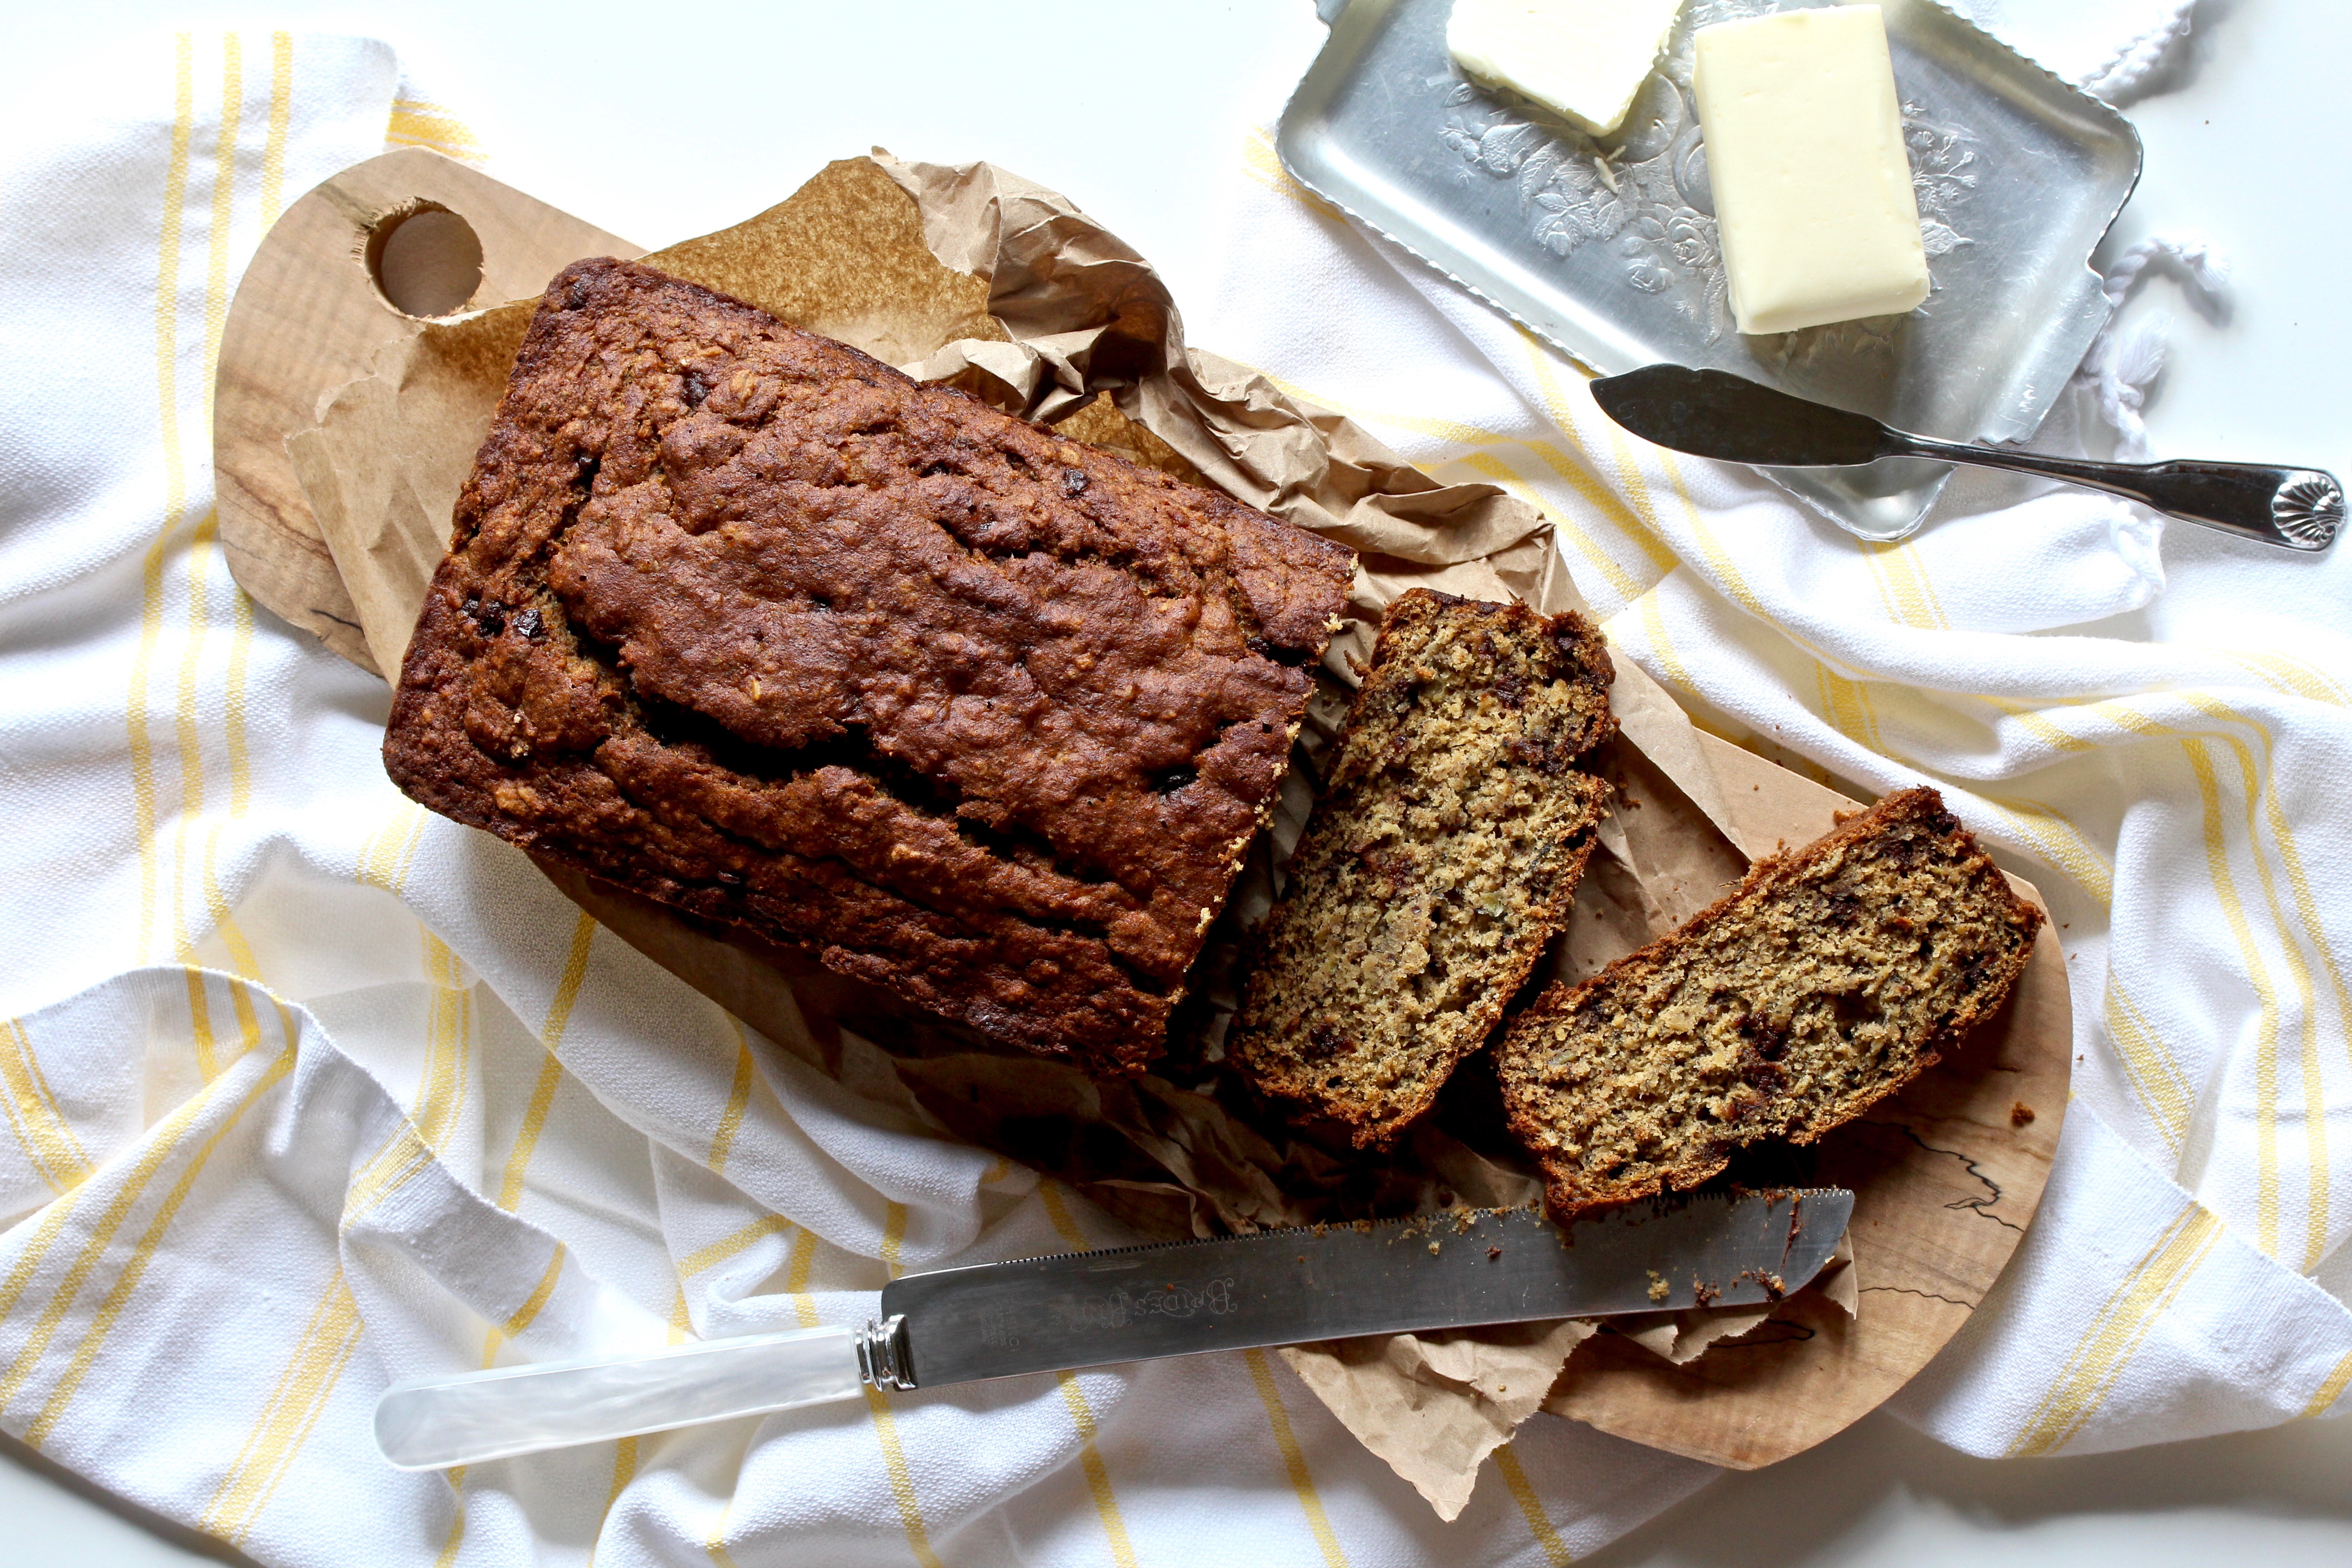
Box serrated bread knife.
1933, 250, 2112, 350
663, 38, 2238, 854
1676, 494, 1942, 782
373, 1188, 1850, 1468
1591, 363, 2344, 552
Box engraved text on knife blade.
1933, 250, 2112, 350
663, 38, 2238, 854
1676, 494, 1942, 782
982, 1278, 1242, 1349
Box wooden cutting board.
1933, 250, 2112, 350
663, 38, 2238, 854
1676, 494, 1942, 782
211, 149, 2069, 1474
1544, 732, 2072, 1468
214, 147, 639, 674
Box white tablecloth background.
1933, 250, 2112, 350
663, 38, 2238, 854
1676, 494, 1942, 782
3, 4, 2349, 1564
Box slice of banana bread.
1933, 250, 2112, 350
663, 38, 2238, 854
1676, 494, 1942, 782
382, 258, 1353, 1077
1497, 787, 2042, 1217
1227, 590, 1616, 1148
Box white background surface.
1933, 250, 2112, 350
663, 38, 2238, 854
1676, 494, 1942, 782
5, 0, 2351, 1562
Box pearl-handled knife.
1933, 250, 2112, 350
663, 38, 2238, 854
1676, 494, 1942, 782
373, 1188, 1852, 1469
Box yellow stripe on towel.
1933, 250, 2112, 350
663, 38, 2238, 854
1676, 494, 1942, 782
862, 1199, 944, 1568
127, 34, 197, 965
1037, 1184, 1141, 1568
2008, 1205, 2223, 1457
23, 991, 298, 1446
198, 1266, 366, 1545
1244, 1348, 1352, 1568
495, 911, 598, 1212
0, 1017, 93, 1194
1492, 1441, 1572, 1567
0, 1016, 294, 1420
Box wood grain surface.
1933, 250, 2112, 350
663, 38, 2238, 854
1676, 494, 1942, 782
212, 148, 638, 672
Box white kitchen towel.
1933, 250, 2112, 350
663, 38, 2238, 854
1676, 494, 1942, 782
1201, 0, 2352, 1465
1967, 0, 2201, 103
3, 11, 2349, 1568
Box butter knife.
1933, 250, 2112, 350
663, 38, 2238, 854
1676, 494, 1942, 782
373, 1187, 1852, 1469
1592, 363, 2345, 552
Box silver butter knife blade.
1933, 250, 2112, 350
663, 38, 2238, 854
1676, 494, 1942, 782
1592, 364, 1887, 468
876, 1188, 1852, 1389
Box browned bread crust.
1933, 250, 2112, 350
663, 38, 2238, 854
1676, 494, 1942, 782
1497, 787, 2042, 1218
382, 257, 1353, 1076
1228, 589, 1616, 1147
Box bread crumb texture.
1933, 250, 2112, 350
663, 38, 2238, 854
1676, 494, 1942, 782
1498, 787, 2042, 1217
382, 258, 1352, 1077
1229, 590, 1615, 1148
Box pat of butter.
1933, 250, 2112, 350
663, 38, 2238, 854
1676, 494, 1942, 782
1447, 0, 1686, 138
1692, 5, 1930, 336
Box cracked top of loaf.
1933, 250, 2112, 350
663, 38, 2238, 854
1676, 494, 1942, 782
382, 257, 1354, 1075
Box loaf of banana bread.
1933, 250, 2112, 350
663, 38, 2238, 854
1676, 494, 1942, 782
1497, 787, 2042, 1216
1228, 590, 1615, 1147
382, 257, 1354, 1076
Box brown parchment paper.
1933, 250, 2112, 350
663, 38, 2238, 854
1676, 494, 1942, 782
254, 152, 2069, 1517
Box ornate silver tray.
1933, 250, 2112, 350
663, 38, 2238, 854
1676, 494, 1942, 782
1278, 0, 2144, 539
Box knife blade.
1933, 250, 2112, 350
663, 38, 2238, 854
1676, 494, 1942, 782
1589, 362, 2345, 551
1591, 363, 1890, 467
374, 1188, 1851, 1469
875, 1187, 1849, 1387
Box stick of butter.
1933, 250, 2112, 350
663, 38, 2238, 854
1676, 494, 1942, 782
1447, 0, 1686, 139
1693, 5, 1930, 336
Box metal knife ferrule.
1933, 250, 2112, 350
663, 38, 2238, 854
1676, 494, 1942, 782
856, 1313, 916, 1390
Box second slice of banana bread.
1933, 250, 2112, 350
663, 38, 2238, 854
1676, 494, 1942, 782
1227, 590, 1615, 1148
1497, 787, 2043, 1218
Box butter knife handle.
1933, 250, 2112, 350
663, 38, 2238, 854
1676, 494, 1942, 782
372, 1325, 866, 1470
1891, 434, 2344, 552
